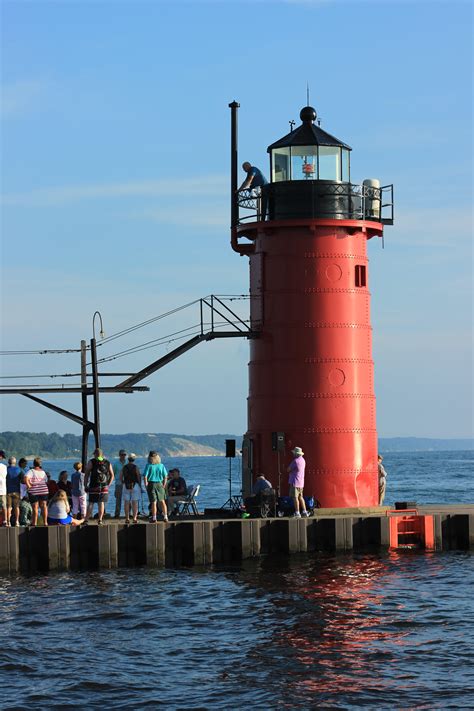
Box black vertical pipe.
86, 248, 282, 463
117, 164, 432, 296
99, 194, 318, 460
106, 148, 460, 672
229, 100, 240, 228
80, 340, 89, 467
90, 338, 101, 450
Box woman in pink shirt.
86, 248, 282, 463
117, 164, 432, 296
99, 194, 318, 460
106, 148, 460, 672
25, 457, 49, 526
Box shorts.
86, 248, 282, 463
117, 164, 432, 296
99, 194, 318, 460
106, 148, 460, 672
123, 485, 141, 503
7, 492, 21, 508
289, 486, 304, 498
0, 494, 6, 510
47, 515, 73, 525
88, 492, 109, 503
147, 481, 166, 503
28, 494, 48, 504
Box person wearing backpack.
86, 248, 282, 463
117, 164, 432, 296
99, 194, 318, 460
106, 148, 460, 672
120, 453, 141, 524
84, 448, 114, 525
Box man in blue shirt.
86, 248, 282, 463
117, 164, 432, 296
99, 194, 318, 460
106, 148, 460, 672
239, 162, 268, 191
6, 456, 22, 527
239, 162, 269, 220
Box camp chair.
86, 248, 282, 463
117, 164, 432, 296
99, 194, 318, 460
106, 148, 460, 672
245, 488, 277, 518
175, 484, 200, 516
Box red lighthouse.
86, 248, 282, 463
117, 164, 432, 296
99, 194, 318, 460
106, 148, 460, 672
230, 103, 393, 508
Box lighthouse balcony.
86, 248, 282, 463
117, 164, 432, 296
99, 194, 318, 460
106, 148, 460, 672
237, 181, 394, 225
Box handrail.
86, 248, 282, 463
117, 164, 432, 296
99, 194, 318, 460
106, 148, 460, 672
115, 295, 259, 389
236, 182, 394, 225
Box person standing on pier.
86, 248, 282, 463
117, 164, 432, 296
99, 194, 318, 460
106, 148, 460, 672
143, 451, 168, 523
6, 456, 22, 527
25, 458, 49, 526
378, 455, 388, 505
121, 453, 142, 524
287, 447, 309, 518
71, 462, 87, 520
113, 449, 127, 518
84, 448, 114, 526
0, 451, 7, 526
18, 458, 29, 500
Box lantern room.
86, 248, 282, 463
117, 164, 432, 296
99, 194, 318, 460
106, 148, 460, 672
269, 106, 351, 183
233, 105, 394, 225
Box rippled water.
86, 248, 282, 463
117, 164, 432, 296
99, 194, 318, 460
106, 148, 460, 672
1, 451, 473, 708
1, 552, 473, 709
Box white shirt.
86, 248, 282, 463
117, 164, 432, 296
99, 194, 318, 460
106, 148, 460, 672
0, 462, 7, 496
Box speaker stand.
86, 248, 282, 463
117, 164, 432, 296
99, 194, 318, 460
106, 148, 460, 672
221, 457, 243, 510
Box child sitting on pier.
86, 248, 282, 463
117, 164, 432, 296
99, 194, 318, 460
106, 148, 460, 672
47, 490, 83, 526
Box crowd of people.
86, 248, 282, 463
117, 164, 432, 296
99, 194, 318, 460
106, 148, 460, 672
0, 448, 188, 527
0, 445, 388, 526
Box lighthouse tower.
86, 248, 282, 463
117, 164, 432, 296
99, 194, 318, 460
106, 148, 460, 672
230, 103, 393, 508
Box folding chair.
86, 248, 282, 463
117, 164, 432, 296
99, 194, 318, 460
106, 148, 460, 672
175, 484, 200, 516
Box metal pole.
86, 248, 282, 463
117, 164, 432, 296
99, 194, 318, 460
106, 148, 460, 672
81, 340, 89, 467
229, 100, 240, 228
90, 337, 101, 449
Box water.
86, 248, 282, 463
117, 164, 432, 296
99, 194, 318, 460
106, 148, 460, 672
1, 451, 473, 709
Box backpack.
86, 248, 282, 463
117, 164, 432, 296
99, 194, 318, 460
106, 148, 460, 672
91, 458, 110, 488
122, 463, 139, 490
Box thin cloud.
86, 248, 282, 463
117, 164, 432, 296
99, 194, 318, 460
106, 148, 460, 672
1, 80, 47, 118
140, 204, 228, 229
394, 207, 472, 247
1, 176, 228, 207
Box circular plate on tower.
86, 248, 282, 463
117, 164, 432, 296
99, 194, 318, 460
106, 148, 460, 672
325, 264, 342, 282
329, 368, 346, 386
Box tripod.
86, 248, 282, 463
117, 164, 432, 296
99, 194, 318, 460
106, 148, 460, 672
221, 457, 243, 510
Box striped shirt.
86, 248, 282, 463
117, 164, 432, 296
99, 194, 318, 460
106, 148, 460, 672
26, 468, 49, 496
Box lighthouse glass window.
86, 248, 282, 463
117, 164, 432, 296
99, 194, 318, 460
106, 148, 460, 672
272, 148, 290, 182
289, 146, 318, 180
319, 146, 342, 181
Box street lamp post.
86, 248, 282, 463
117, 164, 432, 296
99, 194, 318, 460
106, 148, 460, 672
91, 311, 105, 450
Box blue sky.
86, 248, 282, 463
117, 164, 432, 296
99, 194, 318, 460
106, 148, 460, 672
1, 0, 472, 439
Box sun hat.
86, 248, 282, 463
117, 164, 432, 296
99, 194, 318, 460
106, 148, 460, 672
128, 453, 137, 460
292, 446, 304, 456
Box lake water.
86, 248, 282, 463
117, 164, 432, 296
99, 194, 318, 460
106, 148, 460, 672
1, 451, 473, 709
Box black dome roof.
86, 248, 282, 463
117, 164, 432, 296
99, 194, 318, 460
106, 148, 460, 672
267, 106, 351, 152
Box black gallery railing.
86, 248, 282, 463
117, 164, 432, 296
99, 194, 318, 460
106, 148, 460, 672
237, 181, 394, 225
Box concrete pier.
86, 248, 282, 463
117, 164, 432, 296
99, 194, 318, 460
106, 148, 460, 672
0, 506, 472, 575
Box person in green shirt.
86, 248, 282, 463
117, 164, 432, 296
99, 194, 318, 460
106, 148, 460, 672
143, 451, 168, 523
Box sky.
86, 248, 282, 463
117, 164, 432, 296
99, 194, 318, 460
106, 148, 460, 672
0, 0, 472, 439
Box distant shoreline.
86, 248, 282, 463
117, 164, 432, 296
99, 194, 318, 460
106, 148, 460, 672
1, 432, 472, 460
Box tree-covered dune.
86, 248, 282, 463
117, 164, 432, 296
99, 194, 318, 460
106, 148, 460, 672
0, 431, 241, 459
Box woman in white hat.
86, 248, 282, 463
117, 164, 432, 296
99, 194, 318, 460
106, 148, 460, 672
287, 447, 309, 518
